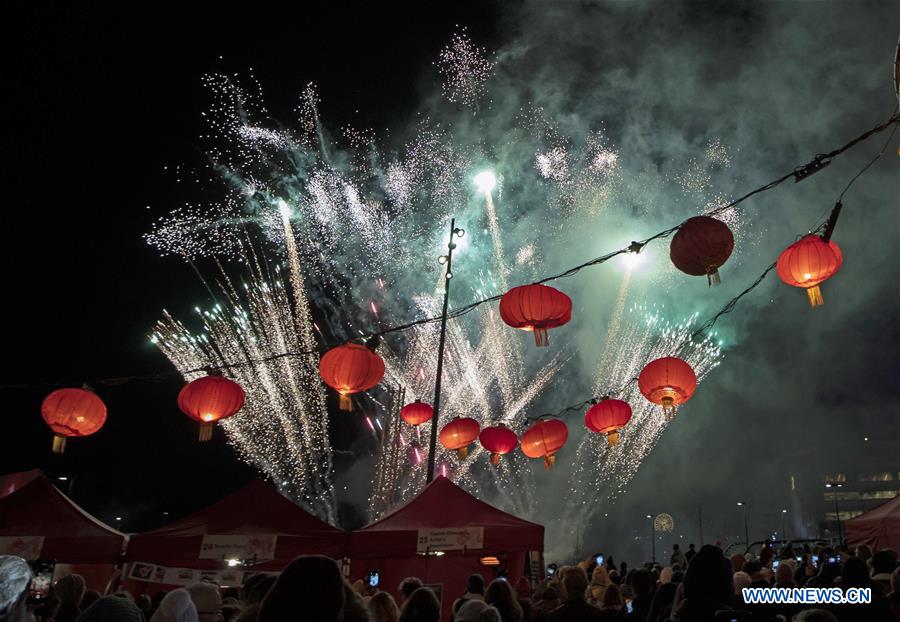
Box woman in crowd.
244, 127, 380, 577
148, 589, 198, 622
367, 591, 399, 622
398, 587, 440, 622
484, 579, 523, 622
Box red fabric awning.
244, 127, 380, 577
845, 494, 900, 553
351, 476, 544, 557
0, 475, 126, 563
126, 480, 348, 569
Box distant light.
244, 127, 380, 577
825, 484, 832, 488
782, 509, 788, 513
646, 514, 652, 519
226, 558, 241, 568
115, 517, 122, 521
432, 551, 445, 556
479, 556, 500, 566
736, 501, 745, 506
863, 437, 869, 441
473, 170, 497, 194
57, 476, 68, 481
621, 247, 648, 270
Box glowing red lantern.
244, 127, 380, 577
638, 356, 697, 419
586, 399, 633, 446
776, 234, 842, 307
400, 400, 433, 427
520, 419, 569, 469
499, 284, 572, 347
41, 387, 107, 454
439, 417, 480, 459
670, 216, 735, 286
479, 424, 519, 465
177, 374, 246, 441
319, 343, 385, 411
584, 410, 601, 433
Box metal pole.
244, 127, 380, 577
834, 498, 843, 543
648, 516, 656, 563
743, 506, 750, 549
426, 219, 460, 483
698, 505, 704, 546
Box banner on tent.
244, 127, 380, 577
198, 534, 277, 561
128, 561, 245, 587
0, 536, 44, 560
416, 527, 483, 553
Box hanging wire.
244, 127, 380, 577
3, 112, 898, 391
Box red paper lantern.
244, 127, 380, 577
499, 284, 572, 347
177, 374, 246, 441
439, 417, 481, 459
479, 424, 519, 465
776, 234, 843, 307
520, 419, 569, 469
670, 216, 735, 286
400, 400, 433, 427
586, 399, 633, 446
584, 410, 601, 433
638, 356, 697, 419
41, 388, 107, 454
319, 343, 385, 411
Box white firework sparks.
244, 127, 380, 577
435, 30, 496, 108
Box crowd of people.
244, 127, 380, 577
1, 541, 899, 622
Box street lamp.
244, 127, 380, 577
737, 502, 749, 549
646, 515, 655, 563
825, 483, 844, 542
781, 509, 788, 545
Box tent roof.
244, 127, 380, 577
126, 480, 348, 567
0, 469, 41, 499
352, 476, 543, 556
0, 475, 126, 563
845, 494, 900, 553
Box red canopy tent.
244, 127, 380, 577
845, 493, 900, 553
0, 474, 126, 590
125, 479, 347, 590
350, 477, 544, 621
0, 469, 41, 499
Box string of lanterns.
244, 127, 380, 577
34, 112, 897, 456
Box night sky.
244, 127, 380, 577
3, 1, 898, 563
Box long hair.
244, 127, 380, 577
398, 587, 440, 622
367, 591, 400, 622
484, 580, 523, 622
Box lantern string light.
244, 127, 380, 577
4, 112, 898, 391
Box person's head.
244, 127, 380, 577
629, 569, 654, 599
0, 556, 31, 622
673, 544, 680, 551
775, 562, 794, 585
245, 575, 276, 607
56, 573, 87, 606
80, 595, 146, 622
81, 590, 102, 610
891, 566, 900, 593
367, 591, 399, 622
688, 544, 695, 551
240, 574, 267, 602
590, 565, 609, 587
683, 545, 733, 605
466, 574, 485, 595
484, 579, 523, 621
854, 544, 872, 562
733, 571, 752, 593
149, 589, 198, 622
455, 600, 501, 622
601, 583, 623, 609
741, 560, 761, 576
136, 594, 152, 612
258, 555, 345, 622
872, 549, 897, 575
342, 582, 370, 622
559, 566, 588, 603
398, 577, 423, 601
671, 570, 684, 584
399, 587, 440, 622
659, 567, 673, 584
840, 556, 871, 588
186, 583, 221, 622
729, 553, 746, 573
792, 609, 839, 622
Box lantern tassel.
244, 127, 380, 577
456, 446, 469, 460
543, 454, 556, 470
198, 422, 214, 442
339, 393, 354, 411
51, 435, 67, 454
806, 285, 825, 307
707, 268, 721, 287
490, 452, 500, 466
533, 328, 549, 347
661, 397, 676, 421
607, 431, 619, 447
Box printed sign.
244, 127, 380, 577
198, 534, 277, 561
0, 536, 44, 560
128, 562, 246, 587
416, 527, 483, 553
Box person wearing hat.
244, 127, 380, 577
186, 584, 221, 622
148, 589, 199, 622
0, 556, 32, 622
